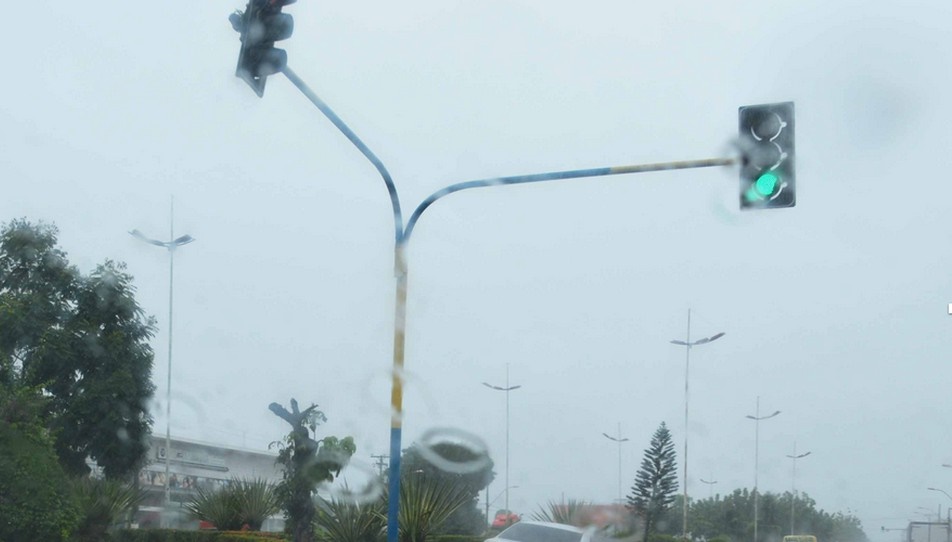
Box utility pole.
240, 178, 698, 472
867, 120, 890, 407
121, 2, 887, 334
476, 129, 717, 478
371, 454, 389, 478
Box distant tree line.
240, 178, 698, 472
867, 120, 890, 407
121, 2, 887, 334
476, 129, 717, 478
622, 421, 868, 542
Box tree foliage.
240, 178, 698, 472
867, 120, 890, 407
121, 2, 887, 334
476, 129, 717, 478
627, 422, 678, 542
400, 441, 494, 535
669, 488, 868, 542
0, 219, 156, 479
269, 398, 356, 542
0, 385, 79, 542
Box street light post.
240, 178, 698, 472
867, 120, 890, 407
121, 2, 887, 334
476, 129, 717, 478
928, 488, 952, 502
129, 199, 195, 526
786, 443, 812, 535
745, 398, 781, 542
278, 65, 737, 542
603, 423, 630, 504
700, 477, 718, 499
927, 488, 952, 523
484, 364, 522, 523
670, 309, 725, 539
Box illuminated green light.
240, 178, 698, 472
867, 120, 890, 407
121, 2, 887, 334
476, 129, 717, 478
743, 171, 782, 203
755, 172, 780, 196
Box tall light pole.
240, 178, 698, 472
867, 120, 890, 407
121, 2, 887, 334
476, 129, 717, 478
786, 442, 812, 534
927, 487, 952, 523
603, 422, 630, 504
483, 364, 521, 523
746, 398, 780, 542
700, 477, 718, 499
129, 199, 194, 525
670, 309, 725, 539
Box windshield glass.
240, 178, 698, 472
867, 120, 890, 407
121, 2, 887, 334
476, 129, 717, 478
1, 2, 948, 542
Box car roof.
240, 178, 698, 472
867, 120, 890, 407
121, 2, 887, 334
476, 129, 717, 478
502, 521, 586, 534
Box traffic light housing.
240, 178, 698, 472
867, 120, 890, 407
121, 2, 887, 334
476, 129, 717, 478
738, 102, 795, 209
232, 0, 296, 97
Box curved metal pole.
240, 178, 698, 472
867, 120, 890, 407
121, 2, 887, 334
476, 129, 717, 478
281, 66, 407, 542
275, 67, 735, 542
404, 158, 733, 242
282, 66, 404, 244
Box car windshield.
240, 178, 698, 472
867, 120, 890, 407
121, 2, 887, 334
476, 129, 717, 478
1, 2, 948, 542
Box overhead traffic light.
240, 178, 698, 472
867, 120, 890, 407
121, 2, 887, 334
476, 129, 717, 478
231, 0, 296, 97
738, 101, 795, 209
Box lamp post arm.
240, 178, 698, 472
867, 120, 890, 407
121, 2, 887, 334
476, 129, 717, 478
282, 66, 404, 245
403, 157, 734, 243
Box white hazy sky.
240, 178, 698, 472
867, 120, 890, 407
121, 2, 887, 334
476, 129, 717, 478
4, 1, 952, 540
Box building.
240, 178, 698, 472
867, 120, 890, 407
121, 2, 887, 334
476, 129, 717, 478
908, 522, 951, 542
135, 435, 284, 530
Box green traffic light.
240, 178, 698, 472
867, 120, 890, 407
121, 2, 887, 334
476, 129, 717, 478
755, 172, 779, 196
744, 171, 781, 202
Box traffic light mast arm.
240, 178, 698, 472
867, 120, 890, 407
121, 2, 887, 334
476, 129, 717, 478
403, 157, 735, 242
282, 66, 404, 244
283, 65, 739, 246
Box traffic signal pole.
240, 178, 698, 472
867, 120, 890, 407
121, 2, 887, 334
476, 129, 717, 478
280, 64, 740, 542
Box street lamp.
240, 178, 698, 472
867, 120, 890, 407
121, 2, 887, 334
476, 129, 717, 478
129, 200, 195, 526
603, 423, 630, 504
483, 364, 521, 524
745, 397, 781, 542
670, 309, 725, 538
272, 65, 738, 542
928, 488, 952, 502
700, 477, 718, 499
786, 443, 812, 535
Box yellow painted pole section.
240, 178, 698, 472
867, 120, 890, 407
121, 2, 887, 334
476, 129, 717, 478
391, 244, 408, 428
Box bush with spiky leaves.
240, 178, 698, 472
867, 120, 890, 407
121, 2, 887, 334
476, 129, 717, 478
393, 475, 471, 542
314, 495, 385, 542
531, 499, 590, 526
70, 476, 146, 542
185, 477, 280, 531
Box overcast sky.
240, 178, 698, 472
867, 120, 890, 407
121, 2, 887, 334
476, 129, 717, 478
4, 0, 952, 539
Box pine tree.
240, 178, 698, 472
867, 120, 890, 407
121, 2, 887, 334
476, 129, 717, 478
627, 422, 679, 542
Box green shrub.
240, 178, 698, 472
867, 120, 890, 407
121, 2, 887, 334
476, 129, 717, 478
432, 535, 485, 542
184, 478, 279, 531
647, 534, 679, 542
314, 496, 384, 542
113, 529, 289, 542
71, 476, 146, 542
0, 419, 80, 542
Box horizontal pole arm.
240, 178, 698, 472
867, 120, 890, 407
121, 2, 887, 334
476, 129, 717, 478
404, 157, 734, 242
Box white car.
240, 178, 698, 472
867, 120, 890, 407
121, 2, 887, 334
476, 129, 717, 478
486, 521, 609, 542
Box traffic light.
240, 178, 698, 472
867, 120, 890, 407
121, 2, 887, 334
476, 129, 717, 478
738, 101, 795, 209
231, 0, 296, 97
